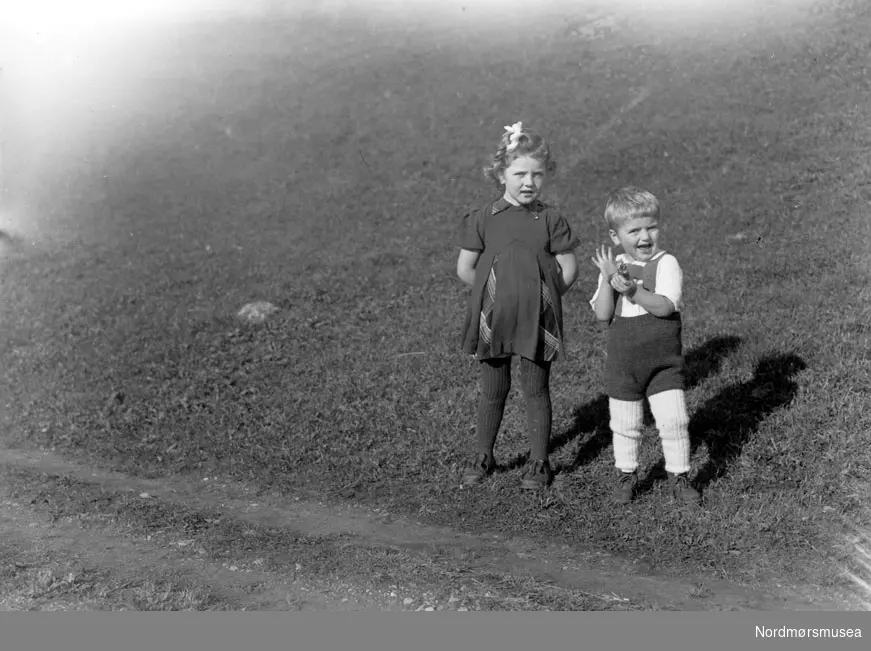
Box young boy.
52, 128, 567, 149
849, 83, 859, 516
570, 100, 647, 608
589, 186, 701, 506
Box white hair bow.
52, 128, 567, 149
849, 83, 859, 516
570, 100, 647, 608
504, 121, 523, 151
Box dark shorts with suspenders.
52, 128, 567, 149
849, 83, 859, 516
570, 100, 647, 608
605, 254, 686, 402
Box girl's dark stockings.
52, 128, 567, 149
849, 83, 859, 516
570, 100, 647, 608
476, 356, 552, 462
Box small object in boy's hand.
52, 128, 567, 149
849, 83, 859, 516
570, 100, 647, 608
609, 272, 630, 293
617, 261, 630, 279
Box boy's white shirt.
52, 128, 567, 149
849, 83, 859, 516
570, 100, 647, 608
589, 251, 683, 317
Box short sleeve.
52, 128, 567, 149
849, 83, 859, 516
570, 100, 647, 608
654, 254, 683, 311
457, 208, 485, 251
547, 212, 580, 254
589, 272, 605, 310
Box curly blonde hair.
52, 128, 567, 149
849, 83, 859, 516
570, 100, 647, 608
483, 126, 557, 186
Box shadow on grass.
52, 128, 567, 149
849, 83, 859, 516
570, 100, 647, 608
532, 335, 744, 475
632, 352, 807, 497
688, 352, 807, 488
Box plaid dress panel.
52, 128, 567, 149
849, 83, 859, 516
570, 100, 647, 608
478, 256, 561, 362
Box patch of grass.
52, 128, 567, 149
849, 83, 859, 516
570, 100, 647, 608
0, 541, 221, 612
0, 465, 637, 610
2, 1, 869, 601
128, 579, 218, 611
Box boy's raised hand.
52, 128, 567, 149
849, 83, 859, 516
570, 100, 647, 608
591, 245, 619, 278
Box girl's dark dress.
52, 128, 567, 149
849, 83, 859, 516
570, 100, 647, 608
458, 197, 580, 362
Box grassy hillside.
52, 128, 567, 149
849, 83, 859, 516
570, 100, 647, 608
2, 0, 869, 596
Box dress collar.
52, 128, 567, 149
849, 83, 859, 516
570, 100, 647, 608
491, 196, 546, 215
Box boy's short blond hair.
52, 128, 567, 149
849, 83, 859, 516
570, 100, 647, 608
604, 186, 660, 230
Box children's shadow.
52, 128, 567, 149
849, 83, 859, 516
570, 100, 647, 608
685, 352, 807, 490
538, 334, 744, 475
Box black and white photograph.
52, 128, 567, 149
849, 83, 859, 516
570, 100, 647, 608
1, 0, 869, 620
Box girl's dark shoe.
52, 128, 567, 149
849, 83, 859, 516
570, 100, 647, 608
669, 472, 702, 505
462, 453, 495, 486
613, 471, 637, 504
520, 459, 553, 490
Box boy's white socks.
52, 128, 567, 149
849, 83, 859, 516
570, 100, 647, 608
609, 398, 643, 473
649, 389, 691, 475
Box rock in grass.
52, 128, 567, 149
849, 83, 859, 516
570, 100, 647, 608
237, 301, 279, 324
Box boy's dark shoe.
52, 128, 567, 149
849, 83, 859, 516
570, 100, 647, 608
461, 453, 496, 486
670, 472, 702, 505
613, 471, 638, 505
520, 459, 554, 490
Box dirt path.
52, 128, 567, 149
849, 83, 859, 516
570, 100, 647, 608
0, 497, 389, 611
0, 446, 855, 611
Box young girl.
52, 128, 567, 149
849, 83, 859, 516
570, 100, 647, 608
456, 122, 580, 490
